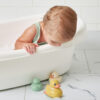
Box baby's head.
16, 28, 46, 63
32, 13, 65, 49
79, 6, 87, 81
43, 6, 77, 46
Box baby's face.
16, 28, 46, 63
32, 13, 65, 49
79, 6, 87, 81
43, 30, 63, 46
46, 38, 62, 46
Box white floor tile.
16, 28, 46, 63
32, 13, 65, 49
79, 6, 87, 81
25, 84, 48, 100
68, 50, 89, 74
62, 74, 100, 100
0, 86, 25, 100
85, 50, 100, 74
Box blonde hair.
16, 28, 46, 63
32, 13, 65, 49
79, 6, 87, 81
43, 6, 77, 42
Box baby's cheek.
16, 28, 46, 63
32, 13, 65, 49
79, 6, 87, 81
50, 43, 60, 46
54, 44, 61, 46
47, 42, 54, 46
57, 43, 61, 46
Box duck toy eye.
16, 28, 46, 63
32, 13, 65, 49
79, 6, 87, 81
54, 83, 56, 86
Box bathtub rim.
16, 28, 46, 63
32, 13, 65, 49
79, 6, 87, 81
0, 41, 74, 62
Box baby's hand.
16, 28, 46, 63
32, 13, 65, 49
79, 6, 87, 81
23, 43, 38, 54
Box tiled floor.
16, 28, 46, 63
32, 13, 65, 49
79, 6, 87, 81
0, 31, 100, 100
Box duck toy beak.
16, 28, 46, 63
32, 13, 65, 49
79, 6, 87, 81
55, 84, 60, 88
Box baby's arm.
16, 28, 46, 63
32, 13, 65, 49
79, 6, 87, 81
14, 24, 38, 54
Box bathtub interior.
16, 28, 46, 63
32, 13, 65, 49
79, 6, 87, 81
0, 14, 86, 61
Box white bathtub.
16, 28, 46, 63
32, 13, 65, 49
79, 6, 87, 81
0, 14, 86, 90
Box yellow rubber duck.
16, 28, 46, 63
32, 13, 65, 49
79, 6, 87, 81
44, 79, 63, 98
49, 71, 62, 83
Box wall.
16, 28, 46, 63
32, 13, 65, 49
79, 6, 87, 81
0, 0, 99, 31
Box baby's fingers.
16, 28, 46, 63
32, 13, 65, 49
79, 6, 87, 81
23, 45, 31, 54
23, 45, 28, 52
34, 44, 39, 47
23, 44, 36, 54
30, 46, 36, 54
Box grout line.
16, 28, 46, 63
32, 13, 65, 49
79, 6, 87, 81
24, 86, 26, 100
84, 50, 91, 74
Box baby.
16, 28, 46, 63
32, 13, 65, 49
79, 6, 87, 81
14, 6, 77, 54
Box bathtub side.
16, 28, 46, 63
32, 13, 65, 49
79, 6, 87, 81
0, 45, 75, 90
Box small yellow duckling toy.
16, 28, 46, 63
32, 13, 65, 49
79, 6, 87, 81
44, 79, 63, 98
49, 71, 62, 83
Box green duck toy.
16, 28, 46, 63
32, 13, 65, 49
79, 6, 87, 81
31, 78, 43, 91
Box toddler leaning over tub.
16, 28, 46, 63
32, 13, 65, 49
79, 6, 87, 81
14, 5, 77, 54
